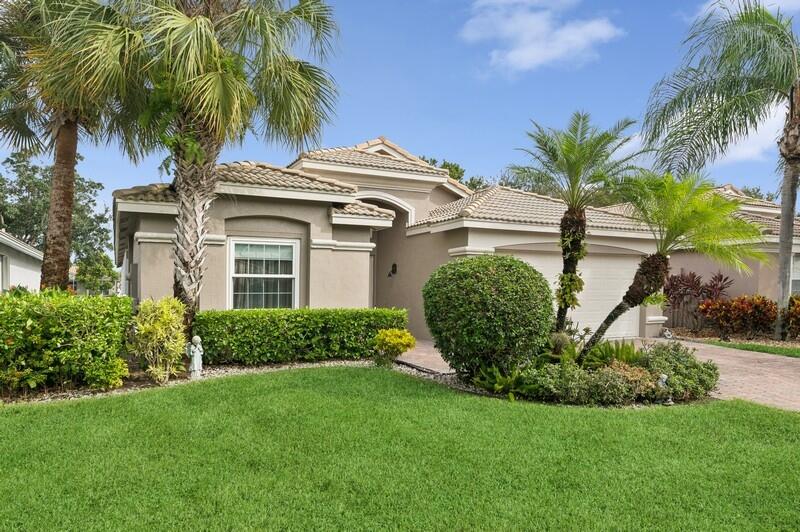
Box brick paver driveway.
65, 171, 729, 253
676, 340, 800, 411
398, 339, 800, 411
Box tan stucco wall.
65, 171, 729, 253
125, 195, 373, 309
670, 251, 777, 299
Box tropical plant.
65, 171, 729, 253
0, 152, 112, 260
510, 111, 640, 331
0, 0, 146, 289
643, 0, 800, 337
129, 297, 186, 385
580, 173, 766, 357
373, 328, 416, 368
53, 0, 337, 329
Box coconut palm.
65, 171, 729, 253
510, 111, 640, 332
55, 0, 337, 328
580, 173, 765, 357
644, 0, 800, 337
0, 0, 146, 288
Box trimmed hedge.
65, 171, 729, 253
423, 255, 554, 378
0, 290, 133, 393
193, 308, 408, 365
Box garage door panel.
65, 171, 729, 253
498, 250, 640, 338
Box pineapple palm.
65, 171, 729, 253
510, 111, 640, 331
580, 173, 766, 357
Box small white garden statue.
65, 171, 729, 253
189, 335, 203, 380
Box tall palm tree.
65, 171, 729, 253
510, 111, 640, 331
644, 0, 800, 337
56, 0, 337, 328
580, 173, 765, 357
0, 0, 146, 288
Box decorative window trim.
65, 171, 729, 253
226, 236, 300, 310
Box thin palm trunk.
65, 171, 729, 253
172, 120, 221, 333
555, 207, 586, 331
774, 85, 800, 339
580, 253, 669, 358
40, 118, 78, 289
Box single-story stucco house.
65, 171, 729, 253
113, 137, 665, 340
0, 229, 43, 291
669, 184, 800, 299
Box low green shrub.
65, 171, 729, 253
638, 341, 719, 401
474, 341, 717, 406
373, 329, 415, 368
0, 290, 133, 394
423, 255, 554, 379
130, 298, 186, 385
193, 308, 407, 365
582, 340, 641, 369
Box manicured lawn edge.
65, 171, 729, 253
700, 340, 800, 358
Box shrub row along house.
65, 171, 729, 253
112, 137, 788, 340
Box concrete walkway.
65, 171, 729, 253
397, 339, 800, 411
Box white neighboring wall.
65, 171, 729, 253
0, 231, 43, 291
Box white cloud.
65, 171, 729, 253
712, 104, 785, 166
694, 0, 800, 19
460, 0, 624, 73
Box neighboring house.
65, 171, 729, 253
113, 137, 663, 340
670, 184, 800, 299
0, 230, 43, 291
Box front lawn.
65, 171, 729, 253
1, 368, 799, 530
703, 339, 800, 358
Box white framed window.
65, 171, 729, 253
792, 254, 800, 295
228, 238, 299, 309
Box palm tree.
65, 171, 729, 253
644, 0, 800, 337
56, 0, 337, 328
0, 0, 146, 288
580, 173, 765, 357
510, 111, 640, 331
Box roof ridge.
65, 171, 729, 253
348, 148, 448, 175
461, 186, 502, 217
348, 199, 397, 217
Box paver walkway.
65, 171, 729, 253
397, 339, 800, 411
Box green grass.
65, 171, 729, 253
2, 368, 799, 530
703, 340, 800, 358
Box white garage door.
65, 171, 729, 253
499, 250, 641, 338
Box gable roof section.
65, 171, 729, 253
736, 211, 800, 237
353, 136, 431, 165
410, 186, 648, 233
715, 184, 779, 209
297, 145, 449, 176
113, 162, 356, 204
0, 230, 44, 261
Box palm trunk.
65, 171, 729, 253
172, 120, 222, 334
774, 84, 800, 339
580, 253, 669, 359
555, 207, 586, 331
40, 119, 79, 289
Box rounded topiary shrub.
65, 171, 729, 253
423, 255, 554, 378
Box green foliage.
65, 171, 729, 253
509, 111, 640, 210
0, 290, 132, 394
419, 155, 491, 190
75, 252, 119, 294
638, 342, 719, 401
373, 328, 415, 368
644, 1, 796, 173
740, 185, 778, 203
582, 340, 641, 370
555, 272, 584, 309
0, 153, 112, 260
193, 308, 407, 365
129, 298, 186, 385
422, 255, 554, 379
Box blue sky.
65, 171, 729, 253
4, 0, 800, 209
